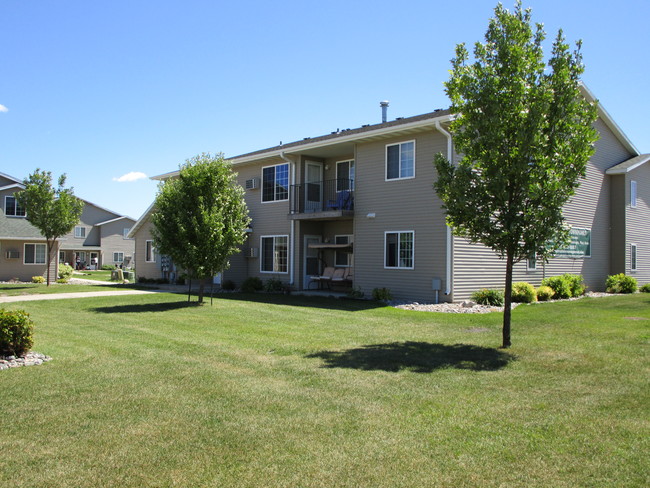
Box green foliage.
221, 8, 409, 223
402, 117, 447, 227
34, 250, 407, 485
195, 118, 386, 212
511, 282, 537, 303
58, 264, 74, 281
16, 169, 84, 285
347, 286, 365, 299
606, 274, 637, 294
151, 153, 250, 303
541, 275, 572, 299
31, 276, 45, 284
372, 287, 393, 302
221, 280, 236, 291
56, 278, 68, 284
0, 309, 34, 356
640, 283, 650, 293
241, 277, 263, 293
565, 274, 586, 297
264, 278, 284, 293
471, 288, 504, 306
101, 264, 116, 271
536, 285, 555, 302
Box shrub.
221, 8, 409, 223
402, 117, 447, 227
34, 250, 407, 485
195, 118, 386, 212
565, 274, 586, 297
221, 280, 236, 291
264, 278, 284, 293
541, 275, 571, 299
536, 285, 554, 302
155, 278, 169, 285
606, 274, 637, 294
58, 264, 74, 281
31, 276, 45, 284
471, 288, 504, 306
56, 278, 68, 284
511, 282, 537, 303
0, 309, 34, 356
372, 287, 393, 302
101, 264, 116, 270
241, 277, 264, 293
347, 286, 365, 299
640, 283, 650, 293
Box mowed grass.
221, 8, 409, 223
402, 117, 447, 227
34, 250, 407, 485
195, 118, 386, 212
72, 269, 115, 282
1, 292, 648, 487
0, 282, 128, 297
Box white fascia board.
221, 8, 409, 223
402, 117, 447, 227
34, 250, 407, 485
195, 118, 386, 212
127, 202, 156, 238
0, 183, 24, 191
606, 154, 650, 174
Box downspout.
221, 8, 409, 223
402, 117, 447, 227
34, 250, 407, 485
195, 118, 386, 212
279, 151, 296, 286
435, 119, 454, 296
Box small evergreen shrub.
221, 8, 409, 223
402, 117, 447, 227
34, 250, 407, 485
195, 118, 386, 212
471, 288, 504, 306
0, 309, 34, 356
372, 287, 393, 302
640, 283, 650, 293
101, 264, 116, 270
241, 277, 264, 293
536, 285, 554, 302
31, 276, 45, 284
221, 280, 236, 291
56, 278, 68, 284
541, 275, 571, 299
606, 274, 637, 294
511, 282, 537, 303
58, 264, 74, 282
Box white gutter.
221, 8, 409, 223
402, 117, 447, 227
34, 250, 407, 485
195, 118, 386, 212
280, 151, 296, 286
435, 120, 454, 296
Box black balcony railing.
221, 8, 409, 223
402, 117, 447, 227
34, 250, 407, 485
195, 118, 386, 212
290, 179, 354, 214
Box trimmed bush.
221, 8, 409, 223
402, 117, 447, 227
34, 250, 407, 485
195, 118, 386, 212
372, 287, 393, 302
511, 282, 537, 303
640, 283, 650, 293
221, 280, 236, 291
565, 274, 586, 297
264, 278, 284, 293
541, 275, 571, 299
31, 276, 45, 284
471, 288, 504, 306
101, 264, 116, 270
0, 309, 34, 356
536, 285, 554, 302
58, 264, 74, 282
606, 274, 637, 294
241, 277, 264, 293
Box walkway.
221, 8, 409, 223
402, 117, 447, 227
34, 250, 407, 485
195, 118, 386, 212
0, 289, 160, 304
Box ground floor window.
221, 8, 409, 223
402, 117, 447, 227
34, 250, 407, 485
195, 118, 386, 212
385, 231, 414, 269
631, 244, 637, 272
335, 235, 353, 267
261, 235, 288, 273
113, 252, 124, 263
527, 256, 537, 271
59, 251, 66, 263
24, 243, 46, 264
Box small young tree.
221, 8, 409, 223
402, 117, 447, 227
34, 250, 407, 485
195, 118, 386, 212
16, 170, 85, 286
434, 1, 599, 348
151, 153, 250, 303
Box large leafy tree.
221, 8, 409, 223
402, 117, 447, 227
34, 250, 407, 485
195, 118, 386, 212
151, 153, 250, 303
17, 169, 85, 286
434, 1, 599, 348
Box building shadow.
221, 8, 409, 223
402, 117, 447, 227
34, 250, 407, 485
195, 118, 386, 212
213, 292, 384, 312
91, 300, 199, 314
306, 341, 515, 373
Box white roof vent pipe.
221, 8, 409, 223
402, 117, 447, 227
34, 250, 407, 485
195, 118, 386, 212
380, 100, 389, 123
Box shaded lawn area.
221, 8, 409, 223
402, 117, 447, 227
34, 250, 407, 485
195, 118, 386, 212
0, 282, 150, 297
1, 293, 648, 487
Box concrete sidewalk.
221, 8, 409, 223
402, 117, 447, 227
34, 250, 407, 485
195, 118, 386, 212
0, 289, 160, 303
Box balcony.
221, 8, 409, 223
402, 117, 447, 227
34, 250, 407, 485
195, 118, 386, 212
289, 179, 354, 220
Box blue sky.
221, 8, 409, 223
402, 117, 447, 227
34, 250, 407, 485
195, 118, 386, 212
1, 0, 648, 219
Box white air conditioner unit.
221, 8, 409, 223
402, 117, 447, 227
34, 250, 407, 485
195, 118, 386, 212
245, 247, 259, 258
245, 177, 259, 190
5, 250, 19, 259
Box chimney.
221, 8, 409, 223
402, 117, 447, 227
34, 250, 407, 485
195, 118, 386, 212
380, 100, 389, 123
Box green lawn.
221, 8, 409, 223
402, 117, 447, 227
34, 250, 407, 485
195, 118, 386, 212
1, 293, 648, 487
0, 282, 128, 297
72, 269, 115, 282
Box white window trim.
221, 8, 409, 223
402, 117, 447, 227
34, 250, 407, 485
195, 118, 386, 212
123, 228, 132, 239
261, 163, 290, 204
5, 195, 26, 217
630, 243, 637, 272
113, 252, 124, 263
260, 235, 289, 274
336, 160, 355, 192
74, 226, 86, 238
384, 230, 415, 270
334, 234, 353, 267
630, 180, 637, 208
385, 140, 416, 181
24, 243, 47, 265
145, 240, 156, 263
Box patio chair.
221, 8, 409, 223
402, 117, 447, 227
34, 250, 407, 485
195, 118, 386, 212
326, 190, 352, 211
309, 266, 335, 289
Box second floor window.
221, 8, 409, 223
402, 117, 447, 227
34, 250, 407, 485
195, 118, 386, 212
145, 240, 155, 262
386, 141, 415, 180
5, 196, 26, 217
74, 226, 86, 238
336, 160, 355, 192
631, 180, 637, 208
262, 163, 289, 202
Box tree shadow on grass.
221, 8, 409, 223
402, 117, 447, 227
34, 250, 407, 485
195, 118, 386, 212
213, 292, 384, 312
91, 301, 200, 314
306, 341, 515, 373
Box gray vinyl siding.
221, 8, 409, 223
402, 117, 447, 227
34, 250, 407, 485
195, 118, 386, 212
353, 130, 450, 301
133, 218, 161, 280
100, 219, 136, 266
60, 203, 118, 248
452, 117, 636, 300
609, 175, 626, 274
627, 165, 650, 284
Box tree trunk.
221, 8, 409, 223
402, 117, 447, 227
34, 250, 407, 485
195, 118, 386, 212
187, 278, 192, 303
502, 250, 514, 348
46, 239, 54, 286
198, 278, 205, 304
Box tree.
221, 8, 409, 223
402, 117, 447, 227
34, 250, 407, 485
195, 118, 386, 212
151, 153, 250, 303
17, 170, 85, 286
433, 1, 599, 348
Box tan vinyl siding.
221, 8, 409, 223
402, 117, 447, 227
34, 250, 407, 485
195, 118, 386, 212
60, 203, 118, 248
133, 219, 161, 279
626, 165, 650, 284
99, 219, 136, 266
609, 175, 626, 274
0, 239, 58, 282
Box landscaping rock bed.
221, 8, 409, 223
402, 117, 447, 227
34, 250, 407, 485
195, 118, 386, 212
0, 352, 52, 370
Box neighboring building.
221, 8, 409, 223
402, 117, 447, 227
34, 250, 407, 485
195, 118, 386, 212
0, 171, 136, 281
131, 86, 649, 301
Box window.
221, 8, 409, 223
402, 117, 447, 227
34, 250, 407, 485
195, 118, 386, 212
123, 228, 132, 239
631, 180, 637, 208
74, 226, 86, 238
113, 252, 124, 263
336, 160, 355, 192
334, 235, 353, 267
59, 251, 66, 263
261, 235, 288, 273
527, 256, 537, 271
145, 240, 155, 262
24, 243, 46, 264
262, 163, 289, 202
385, 231, 414, 269
631, 244, 637, 272
386, 141, 415, 180
5, 196, 26, 217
